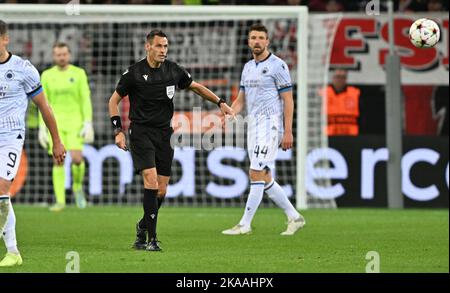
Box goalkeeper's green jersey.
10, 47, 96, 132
40, 64, 92, 131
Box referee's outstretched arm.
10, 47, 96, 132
188, 81, 235, 118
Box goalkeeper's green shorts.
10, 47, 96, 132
48, 128, 84, 155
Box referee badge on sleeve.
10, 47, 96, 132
166, 85, 175, 99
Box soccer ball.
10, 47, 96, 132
409, 18, 440, 48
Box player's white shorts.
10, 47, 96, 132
0, 133, 24, 181
247, 115, 283, 171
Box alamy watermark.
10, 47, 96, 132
365, 251, 380, 273
65, 0, 80, 16
365, 0, 381, 16
66, 251, 80, 273
169, 107, 283, 151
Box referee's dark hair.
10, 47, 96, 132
0, 20, 7, 36
146, 30, 168, 44
248, 23, 269, 39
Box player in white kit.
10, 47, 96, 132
222, 23, 305, 236
0, 20, 66, 267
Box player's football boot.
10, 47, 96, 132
281, 215, 306, 236
132, 222, 147, 250
49, 203, 65, 212
0, 252, 22, 267
146, 238, 162, 252
74, 190, 87, 209
221, 224, 252, 235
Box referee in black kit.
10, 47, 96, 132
108, 30, 235, 251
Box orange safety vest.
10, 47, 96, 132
324, 85, 360, 136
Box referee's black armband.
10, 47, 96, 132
110, 116, 123, 135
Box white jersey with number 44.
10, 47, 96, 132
239, 53, 292, 171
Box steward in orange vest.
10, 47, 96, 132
324, 69, 360, 136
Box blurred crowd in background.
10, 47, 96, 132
0, 0, 448, 12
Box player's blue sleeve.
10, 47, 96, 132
22, 60, 43, 99
239, 64, 246, 92
274, 61, 292, 93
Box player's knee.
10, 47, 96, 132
72, 158, 83, 165
0, 179, 11, 195
143, 181, 158, 190
142, 170, 158, 189
71, 154, 83, 165
71, 152, 83, 165
143, 178, 158, 189
249, 168, 272, 183
249, 169, 265, 181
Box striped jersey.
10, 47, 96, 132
239, 53, 292, 127
0, 53, 42, 141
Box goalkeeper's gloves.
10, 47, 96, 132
38, 126, 49, 149
80, 121, 95, 144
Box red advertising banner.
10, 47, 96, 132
329, 13, 448, 85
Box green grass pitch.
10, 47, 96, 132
1, 206, 448, 273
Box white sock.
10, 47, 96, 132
265, 179, 300, 221
0, 195, 10, 237
2, 198, 19, 254
239, 181, 265, 228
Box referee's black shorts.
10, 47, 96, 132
128, 123, 174, 177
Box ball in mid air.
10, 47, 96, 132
409, 18, 440, 48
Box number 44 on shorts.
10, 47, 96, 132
254, 145, 268, 158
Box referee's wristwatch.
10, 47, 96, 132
217, 98, 226, 107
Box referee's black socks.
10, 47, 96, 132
138, 195, 165, 230
143, 189, 159, 241
158, 197, 164, 209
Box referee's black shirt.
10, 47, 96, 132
116, 58, 193, 128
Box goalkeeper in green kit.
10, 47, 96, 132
39, 42, 94, 212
